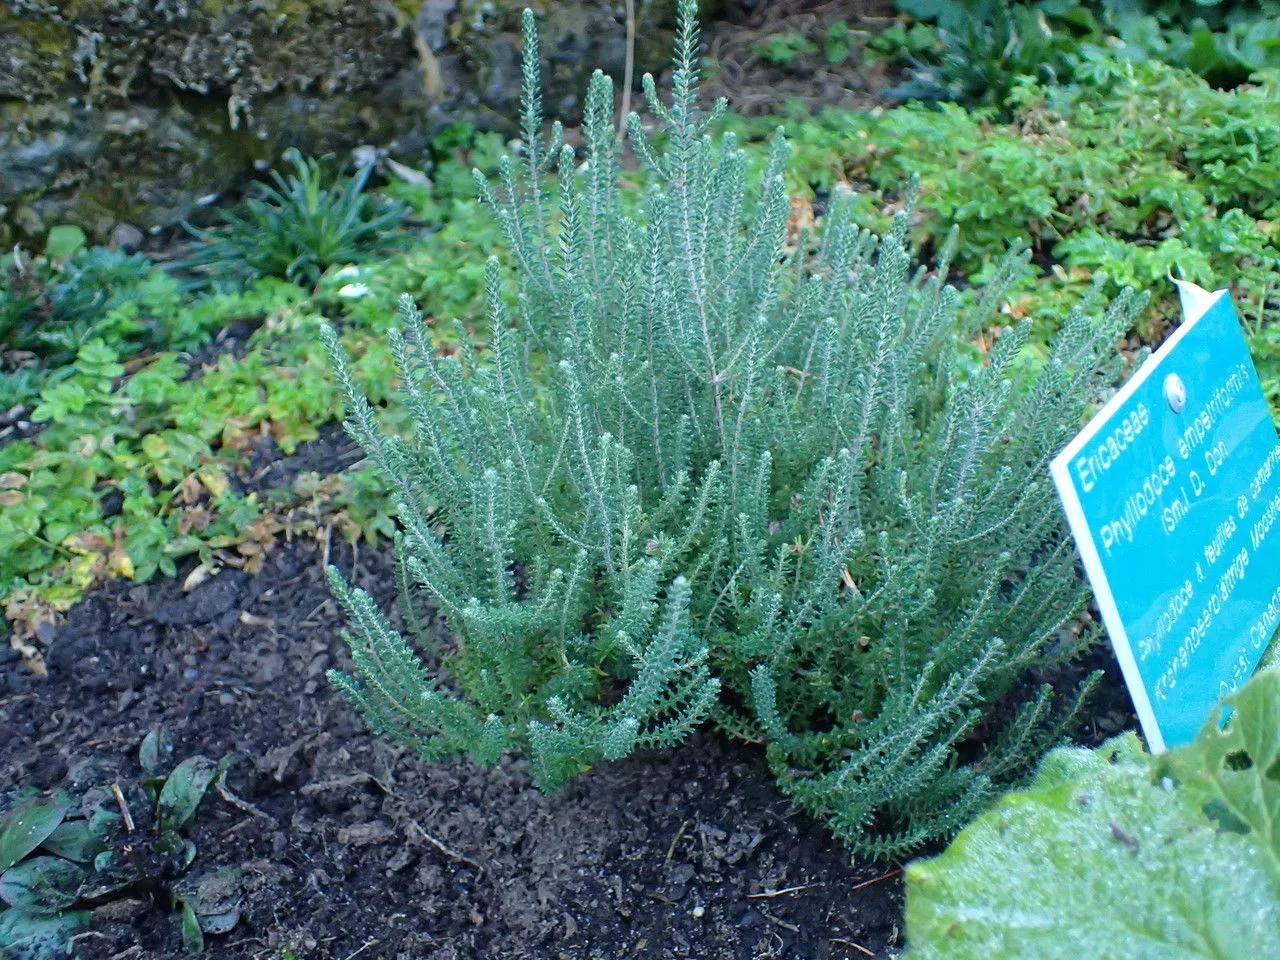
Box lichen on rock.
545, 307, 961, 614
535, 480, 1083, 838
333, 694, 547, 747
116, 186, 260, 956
0, 0, 679, 245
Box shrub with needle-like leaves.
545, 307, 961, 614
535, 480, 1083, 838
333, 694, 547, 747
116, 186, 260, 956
323, 1, 1144, 857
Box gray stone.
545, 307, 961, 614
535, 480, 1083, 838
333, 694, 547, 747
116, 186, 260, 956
109, 221, 144, 251
0, 0, 685, 246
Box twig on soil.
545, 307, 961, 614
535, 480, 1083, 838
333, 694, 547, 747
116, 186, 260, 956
216, 770, 278, 825
66, 932, 109, 953
849, 867, 901, 892
222, 818, 257, 838
746, 882, 822, 899
111, 782, 135, 832
300, 771, 394, 796
758, 907, 801, 934
341, 940, 378, 960
832, 937, 875, 957
408, 820, 484, 874
298, 598, 334, 628
665, 819, 692, 865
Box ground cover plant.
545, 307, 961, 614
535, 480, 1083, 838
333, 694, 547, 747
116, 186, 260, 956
904, 666, 1280, 958
0, 730, 243, 958
324, 1, 1145, 859
1, 230, 191, 410
890, 0, 1280, 102
729, 56, 1280, 408
0, 142, 506, 655
0, 280, 381, 643
181, 148, 408, 288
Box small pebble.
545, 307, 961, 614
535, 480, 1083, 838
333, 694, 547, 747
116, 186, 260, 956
218, 692, 236, 706
691, 905, 704, 919
183, 667, 200, 681
109, 222, 144, 252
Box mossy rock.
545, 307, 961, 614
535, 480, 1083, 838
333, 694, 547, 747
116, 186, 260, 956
0, 0, 692, 246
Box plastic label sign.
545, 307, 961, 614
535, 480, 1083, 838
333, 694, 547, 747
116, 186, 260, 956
1051, 284, 1280, 752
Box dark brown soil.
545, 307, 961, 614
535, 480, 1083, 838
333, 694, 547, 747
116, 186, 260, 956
703, 0, 902, 116
2, 530, 908, 959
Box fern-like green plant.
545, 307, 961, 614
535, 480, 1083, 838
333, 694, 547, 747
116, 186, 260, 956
323, 1, 1144, 857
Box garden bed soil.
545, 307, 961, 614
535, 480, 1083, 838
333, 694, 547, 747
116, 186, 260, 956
2, 532, 910, 959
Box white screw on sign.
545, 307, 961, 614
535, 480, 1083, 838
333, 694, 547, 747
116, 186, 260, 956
1164, 372, 1187, 413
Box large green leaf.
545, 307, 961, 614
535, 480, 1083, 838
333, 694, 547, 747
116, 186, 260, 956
0, 857, 85, 914
1160, 669, 1280, 867
0, 800, 68, 873
42, 225, 86, 261
39, 821, 105, 864
905, 671, 1280, 959
0, 909, 90, 960
180, 899, 205, 953
157, 756, 220, 839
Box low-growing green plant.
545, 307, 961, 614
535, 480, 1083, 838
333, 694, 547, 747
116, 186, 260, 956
0, 226, 241, 433
904, 667, 1280, 958
731, 58, 1280, 408
1, 232, 189, 407
823, 20, 856, 65
324, 2, 1144, 857
0, 732, 241, 958
1250, 305, 1280, 410
752, 31, 818, 64
0, 276, 405, 637
890, 0, 1088, 104
182, 148, 408, 287
891, 0, 1280, 100
747, 20, 861, 68
2, 151, 509, 640
382, 121, 509, 224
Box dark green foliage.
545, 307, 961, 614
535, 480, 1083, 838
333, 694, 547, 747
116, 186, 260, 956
326, 3, 1143, 856
892, 0, 1280, 102
0, 228, 208, 413
0, 735, 239, 958
740, 59, 1280, 381
891, 1, 1089, 104
183, 148, 407, 287
1, 239, 179, 365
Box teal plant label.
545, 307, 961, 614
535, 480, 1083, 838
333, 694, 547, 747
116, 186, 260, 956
1051, 285, 1280, 752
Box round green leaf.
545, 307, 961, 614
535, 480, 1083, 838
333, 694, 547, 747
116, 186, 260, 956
0, 799, 68, 872
43, 225, 87, 260
0, 909, 91, 960
39, 821, 105, 864
0, 856, 86, 914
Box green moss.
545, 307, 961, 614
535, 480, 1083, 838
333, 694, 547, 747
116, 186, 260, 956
0, 0, 674, 242
0, 9, 73, 98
